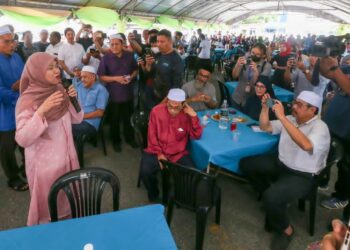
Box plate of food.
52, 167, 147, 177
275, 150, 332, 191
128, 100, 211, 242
211, 113, 221, 121
232, 116, 248, 123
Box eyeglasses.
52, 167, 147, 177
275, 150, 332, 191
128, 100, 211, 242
0, 39, 15, 44
255, 85, 266, 90
198, 73, 210, 79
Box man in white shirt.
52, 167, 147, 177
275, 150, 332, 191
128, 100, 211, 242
198, 34, 211, 59
58, 27, 85, 79
45, 31, 62, 56
82, 31, 109, 72
240, 91, 330, 250
197, 34, 211, 70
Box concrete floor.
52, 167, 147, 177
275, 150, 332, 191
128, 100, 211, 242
0, 135, 343, 250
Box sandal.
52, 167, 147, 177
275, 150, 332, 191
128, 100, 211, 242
8, 179, 29, 192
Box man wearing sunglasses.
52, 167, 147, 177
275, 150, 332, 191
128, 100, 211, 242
182, 65, 218, 111
140, 88, 203, 202
240, 90, 330, 250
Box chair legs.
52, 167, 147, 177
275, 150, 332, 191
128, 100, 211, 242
298, 187, 317, 236
166, 197, 175, 225
77, 137, 85, 168
100, 130, 107, 156
161, 169, 170, 205
298, 199, 306, 212
196, 207, 210, 250
215, 187, 221, 225
137, 163, 142, 188
309, 190, 317, 236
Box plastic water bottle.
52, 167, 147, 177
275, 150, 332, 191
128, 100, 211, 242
219, 100, 229, 130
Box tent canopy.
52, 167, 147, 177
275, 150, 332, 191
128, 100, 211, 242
1, 0, 350, 25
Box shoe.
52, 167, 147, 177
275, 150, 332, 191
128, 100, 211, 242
113, 143, 122, 152
8, 179, 29, 192
271, 226, 294, 250
321, 197, 349, 210
318, 185, 329, 192
127, 140, 139, 149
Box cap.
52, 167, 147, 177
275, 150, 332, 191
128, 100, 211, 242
167, 88, 186, 102
109, 34, 124, 42
82, 65, 97, 74
0, 25, 12, 36
297, 91, 322, 110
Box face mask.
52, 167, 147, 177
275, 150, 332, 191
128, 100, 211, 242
251, 55, 261, 62
151, 47, 159, 54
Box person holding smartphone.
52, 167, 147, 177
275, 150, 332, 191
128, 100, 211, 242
240, 90, 330, 250
231, 43, 272, 110
284, 49, 331, 99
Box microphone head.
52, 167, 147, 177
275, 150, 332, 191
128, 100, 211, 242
62, 78, 72, 89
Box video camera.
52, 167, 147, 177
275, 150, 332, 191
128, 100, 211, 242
311, 34, 350, 57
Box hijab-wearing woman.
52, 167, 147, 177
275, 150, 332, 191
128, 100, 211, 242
271, 42, 292, 90
15, 52, 83, 226
243, 76, 276, 121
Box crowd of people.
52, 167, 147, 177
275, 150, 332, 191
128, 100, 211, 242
1, 22, 350, 250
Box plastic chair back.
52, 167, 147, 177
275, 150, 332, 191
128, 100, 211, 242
217, 80, 232, 106
161, 160, 216, 210
48, 167, 120, 222
130, 110, 149, 149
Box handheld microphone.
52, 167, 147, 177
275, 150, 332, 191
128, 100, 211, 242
61, 79, 81, 113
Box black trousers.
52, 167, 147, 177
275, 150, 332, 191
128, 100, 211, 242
140, 152, 194, 201
0, 130, 22, 183
240, 153, 315, 233
72, 121, 97, 166
109, 101, 134, 145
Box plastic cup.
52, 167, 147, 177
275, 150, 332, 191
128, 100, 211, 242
232, 131, 240, 142
230, 122, 237, 131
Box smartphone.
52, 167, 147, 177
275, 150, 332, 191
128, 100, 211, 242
145, 47, 153, 57
89, 48, 96, 53
266, 98, 274, 108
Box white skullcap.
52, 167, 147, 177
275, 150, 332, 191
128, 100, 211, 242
0, 25, 11, 36
167, 88, 186, 102
109, 34, 124, 41
82, 65, 97, 74
297, 91, 322, 110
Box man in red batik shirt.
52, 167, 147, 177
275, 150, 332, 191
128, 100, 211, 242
140, 88, 203, 202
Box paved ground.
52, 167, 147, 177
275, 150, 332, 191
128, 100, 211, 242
0, 134, 343, 250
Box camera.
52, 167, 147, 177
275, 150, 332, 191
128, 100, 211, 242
311, 34, 350, 57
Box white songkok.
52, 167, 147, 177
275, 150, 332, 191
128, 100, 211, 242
167, 88, 186, 102
0, 26, 11, 36
297, 91, 322, 110
82, 65, 97, 74
109, 34, 124, 42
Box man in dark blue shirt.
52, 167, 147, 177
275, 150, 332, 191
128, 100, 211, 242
145, 29, 184, 106
0, 25, 27, 191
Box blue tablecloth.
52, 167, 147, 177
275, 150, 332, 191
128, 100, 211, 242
225, 81, 294, 102
214, 48, 225, 53
190, 109, 278, 174
0, 205, 177, 250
